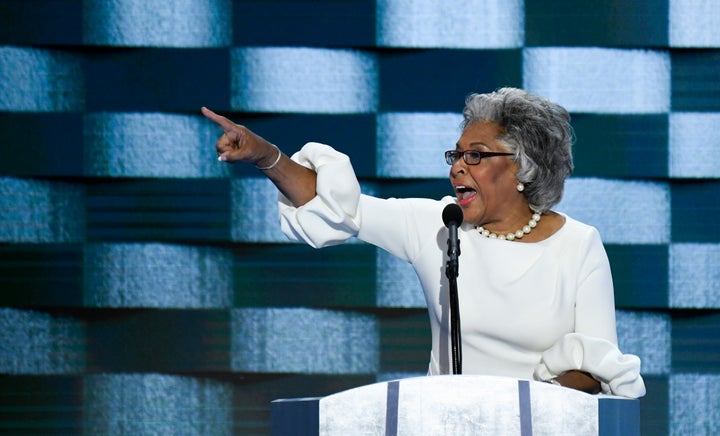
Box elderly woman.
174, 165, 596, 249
202, 87, 645, 398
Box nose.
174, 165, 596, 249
449, 158, 466, 177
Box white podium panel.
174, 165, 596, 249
271, 375, 639, 436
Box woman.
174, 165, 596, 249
202, 88, 645, 398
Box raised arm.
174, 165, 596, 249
201, 107, 317, 207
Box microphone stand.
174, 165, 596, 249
445, 232, 462, 375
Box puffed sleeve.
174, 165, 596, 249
278, 142, 362, 248
533, 333, 646, 398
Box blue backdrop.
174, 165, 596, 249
1, 0, 719, 434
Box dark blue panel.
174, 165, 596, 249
375, 179, 454, 201
84, 49, 231, 112
671, 181, 720, 242
0, 114, 83, 177
526, 0, 668, 47
379, 311, 431, 373
240, 114, 376, 178
0, 376, 82, 434
672, 311, 720, 373
638, 375, 669, 436
599, 398, 640, 436
85, 179, 231, 242
672, 50, 720, 111
270, 397, 320, 436
571, 114, 668, 179
0, 245, 83, 307
243, 375, 374, 434
235, 244, 376, 307
0, 0, 82, 45
379, 50, 522, 112
86, 309, 231, 372
235, 0, 375, 47
605, 245, 668, 309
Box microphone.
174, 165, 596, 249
442, 203, 463, 374
442, 204, 463, 278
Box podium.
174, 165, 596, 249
271, 375, 639, 435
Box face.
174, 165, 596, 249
449, 121, 526, 226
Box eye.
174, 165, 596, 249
465, 151, 482, 164
445, 151, 461, 165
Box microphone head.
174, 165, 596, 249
442, 204, 464, 228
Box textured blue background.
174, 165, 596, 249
1, 0, 719, 434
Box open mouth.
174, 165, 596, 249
455, 185, 477, 207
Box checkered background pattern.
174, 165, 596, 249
1, 0, 719, 434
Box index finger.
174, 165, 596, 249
201, 107, 236, 132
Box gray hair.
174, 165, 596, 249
461, 87, 574, 213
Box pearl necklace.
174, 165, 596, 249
476, 212, 542, 241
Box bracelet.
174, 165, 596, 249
255, 144, 282, 170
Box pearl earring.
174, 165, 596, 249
516, 183, 525, 192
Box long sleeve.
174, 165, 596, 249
532, 227, 646, 398
278, 142, 362, 248
533, 333, 646, 398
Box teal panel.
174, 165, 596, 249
232, 375, 375, 434
0, 114, 83, 177
606, 245, 668, 309
234, 0, 375, 47
671, 182, 720, 242
0, 245, 83, 307
0, 0, 82, 46
0, 376, 82, 434
672, 50, 720, 111
85, 179, 231, 242
375, 179, 454, 201
379, 49, 522, 112
672, 311, 720, 372
86, 309, 231, 372
242, 114, 377, 179
234, 244, 376, 308
526, 0, 669, 47
83, 49, 231, 112
640, 375, 669, 436
571, 114, 668, 178
379, 310, 431, 373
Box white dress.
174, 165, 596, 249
278, 142, 646, 398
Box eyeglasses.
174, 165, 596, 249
444, 150, 513, 165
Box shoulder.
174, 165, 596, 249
559, 213, 603, 241
551, 214, 609, 264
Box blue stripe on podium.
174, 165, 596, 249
518, 380, 533, 436
385, 380, 400, 436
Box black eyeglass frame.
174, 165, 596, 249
444, 150, 514, 165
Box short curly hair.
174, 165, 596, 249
461, 87, 574, 213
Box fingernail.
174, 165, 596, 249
218, 155, 226, 162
